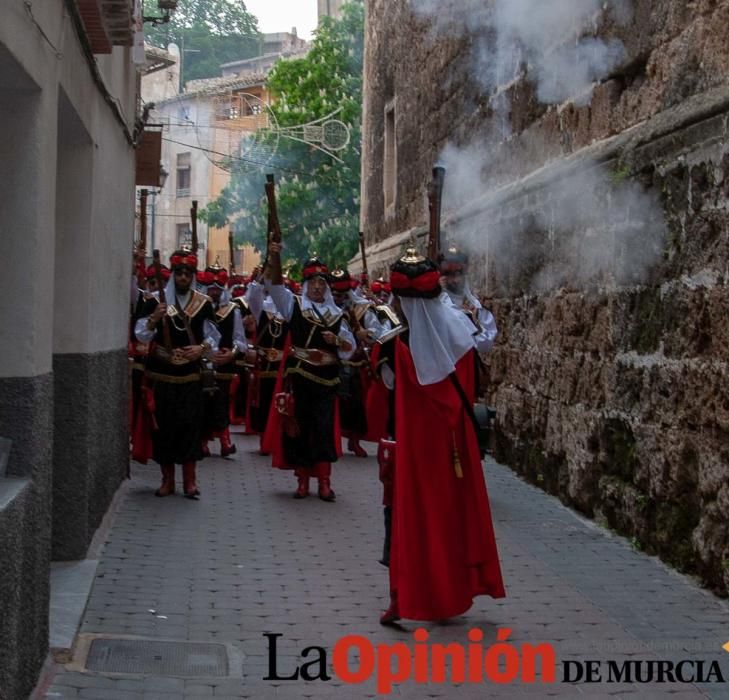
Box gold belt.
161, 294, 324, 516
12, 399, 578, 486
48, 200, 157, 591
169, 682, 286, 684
257, 347, 284, 363
145, 370, 201, 384
290, 346, 338, 366
153, 346, 196, 366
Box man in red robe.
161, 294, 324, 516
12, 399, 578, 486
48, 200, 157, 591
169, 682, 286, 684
381, 248, 505, 624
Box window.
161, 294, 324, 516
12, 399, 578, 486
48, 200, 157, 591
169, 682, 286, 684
383, 100, 397, 215
177, 224, 192, 248
176, 152, 191, 197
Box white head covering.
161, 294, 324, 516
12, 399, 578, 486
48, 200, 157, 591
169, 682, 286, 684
205, 284, 230, 305
164, 274, 196, 307
444, 279, 482, 310
399, 295, 476, 386
301, 279, 342, 319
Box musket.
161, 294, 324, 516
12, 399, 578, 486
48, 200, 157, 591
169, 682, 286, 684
139, 189, 148, 254
134, 189, 149, 289
264, 174, 282, 244
426, 166, 446, 263
152, 249, 172, 352
228, 230, 236, 273
263, 174, 283, 284
358, 231, 370, 290
190, 200, 198, 253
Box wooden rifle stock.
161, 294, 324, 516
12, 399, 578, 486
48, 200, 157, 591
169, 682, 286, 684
358, 231, 369, 289
426, 166, 446, 263
139, 189, 148, 254
190, 200, 198, 253
152, 249, 172, 351
264, 174, 283, 284
264, 174, 282, 244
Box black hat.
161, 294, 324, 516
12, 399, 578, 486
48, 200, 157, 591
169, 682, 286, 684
302, 257, 329, 281
440, 246, 469, 273
390, 248, 441, 298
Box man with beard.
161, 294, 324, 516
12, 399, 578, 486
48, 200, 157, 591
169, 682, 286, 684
199, 262, 247, 458
440, 246, 497, 354
135, 249, 219, 499
263, 244, 355, 501
379, 248, 505, 624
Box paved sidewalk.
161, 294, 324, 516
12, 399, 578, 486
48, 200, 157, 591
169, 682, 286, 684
41, 431, 729, 699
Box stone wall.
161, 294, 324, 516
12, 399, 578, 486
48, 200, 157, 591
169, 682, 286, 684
360, 0, 729, 595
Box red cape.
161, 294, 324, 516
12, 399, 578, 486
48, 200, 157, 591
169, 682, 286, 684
389, 342, 505, 620
364, 343, 389, 442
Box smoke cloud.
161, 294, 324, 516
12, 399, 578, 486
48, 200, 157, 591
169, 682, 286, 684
411, 0, 630, 105
409, 0, 664, 293
438, 140, 666, 294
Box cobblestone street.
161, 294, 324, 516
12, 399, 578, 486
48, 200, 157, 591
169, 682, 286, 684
40, 431, 729, 699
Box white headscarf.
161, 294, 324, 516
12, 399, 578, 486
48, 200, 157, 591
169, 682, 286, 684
205, 284, 230, 306
444, 279, 482, 310
301, 279, 342, 319
399, 295, 476, 386
164, 275, 195, 308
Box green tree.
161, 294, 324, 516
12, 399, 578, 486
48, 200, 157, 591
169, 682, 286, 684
144, 0, 261, 84
202, 1, 364, 271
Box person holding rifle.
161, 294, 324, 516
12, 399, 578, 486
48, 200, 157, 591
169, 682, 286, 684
264, 244, 355, 501
134, 249, 219, 499
245, 267, 288, 452
440, 246, 498, 355
379, 248, 505, 624
199, 261, 248, 458
330, 268, 385, 457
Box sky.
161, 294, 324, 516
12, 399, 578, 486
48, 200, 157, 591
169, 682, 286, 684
243, 0, 319, 41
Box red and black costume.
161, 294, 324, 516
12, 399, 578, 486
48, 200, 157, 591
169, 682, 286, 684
129, 263, 170, 461
134, 250, 219, 499
263, 258, 355, 501
246, 281, 288, 451
228, 274, 254, 428
380, 249, 505, 624
199, 263, 245, 458
330, 269, 386, 457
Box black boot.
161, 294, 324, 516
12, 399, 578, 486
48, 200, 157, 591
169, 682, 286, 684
379, 505, 391, 567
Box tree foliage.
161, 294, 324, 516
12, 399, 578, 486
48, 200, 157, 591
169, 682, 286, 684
202, 1, 364, 271
144, 0, 261, 84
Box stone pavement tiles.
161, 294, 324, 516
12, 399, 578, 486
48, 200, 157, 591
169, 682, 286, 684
42, 432, 729, 699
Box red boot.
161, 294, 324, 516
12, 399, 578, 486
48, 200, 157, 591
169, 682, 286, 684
201, 441, 211, 458
347, 437, 367, 458
293, 469, 310, 499
220, 428, 237, 457
182, 461, 200, 499
155, 464, 175, 497
316, 462, 336, 502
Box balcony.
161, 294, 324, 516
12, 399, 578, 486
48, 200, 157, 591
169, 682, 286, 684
76, 0, 134, 54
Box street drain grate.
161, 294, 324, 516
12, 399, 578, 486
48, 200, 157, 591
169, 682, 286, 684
85, 639, 229, 676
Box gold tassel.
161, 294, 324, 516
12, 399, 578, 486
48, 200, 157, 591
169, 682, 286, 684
453, 432, 463, 479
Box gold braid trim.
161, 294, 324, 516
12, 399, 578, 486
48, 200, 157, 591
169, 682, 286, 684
145, 370, 201, 384
342, 359, 367, 368
285, 366, 341, 386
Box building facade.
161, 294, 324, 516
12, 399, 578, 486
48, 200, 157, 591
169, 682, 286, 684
0, 1, 138, 697
358, 0, 729, 595
144, 69, 270, 270
318, 0, 347, 22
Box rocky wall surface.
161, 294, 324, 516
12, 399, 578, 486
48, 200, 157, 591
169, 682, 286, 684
362, 0, 729, 594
